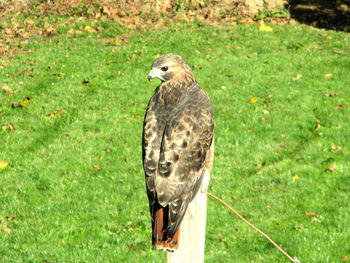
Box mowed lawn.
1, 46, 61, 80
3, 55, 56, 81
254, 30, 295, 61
1, 21, 349, 262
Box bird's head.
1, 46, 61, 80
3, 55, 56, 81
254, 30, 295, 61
147, 54, 195, 83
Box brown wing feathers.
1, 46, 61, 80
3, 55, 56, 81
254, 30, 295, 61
143, 54, 214, 251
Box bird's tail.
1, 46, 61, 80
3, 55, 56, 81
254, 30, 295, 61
152, 204, 180, 251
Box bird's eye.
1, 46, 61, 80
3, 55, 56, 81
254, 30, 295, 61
161, 66, 168, 72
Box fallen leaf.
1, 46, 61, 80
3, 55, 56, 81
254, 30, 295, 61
12, 97, 30, 108
305, 212, 316, 216
328, 165, 336, 173
53, 73, 65, 78
110, 36, 121, 45
314, 120, 321, 131
8, 214, 16, 221
2, 85, 16, 95
259, 23, 273, 32
294, 225, 304, 231
43, 22, 51, 29
67, 29, 76, 35
128, 54, 136, 61
324, 90, 336, 97
26, 19, 34, 25
10, 70, 28, 78
0, 161, 8, 170
44, 110, 66, 119
264, 95, 272, 104
118, 71, 127, 77
82, 80, 90, 86
333, 104, 344, 109
127, 244, 135, 250
2, 123, 15, 131
44, 112, 56, 119
120, 36, 130, 43
84, 25, 95, 33
247, 97, 258, 103
97, 26, 105, 33
45, 27, 57, 36
331, 142, 342, 152
292, 74, 302, 81
312, 217, 322, 223
341, 256, 350, 261
333, 48, 346, 55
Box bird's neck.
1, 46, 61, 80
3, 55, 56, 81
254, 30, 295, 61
156, 78, 196, 108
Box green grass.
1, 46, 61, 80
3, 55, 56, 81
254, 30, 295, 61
1, 21, 349, 262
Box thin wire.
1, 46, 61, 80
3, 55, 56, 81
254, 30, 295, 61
207, 192, 299, 263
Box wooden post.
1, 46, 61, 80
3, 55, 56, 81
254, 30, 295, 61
167, 164, 211, 263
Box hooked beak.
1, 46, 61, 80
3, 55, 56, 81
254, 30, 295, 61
147, 69, 154, 82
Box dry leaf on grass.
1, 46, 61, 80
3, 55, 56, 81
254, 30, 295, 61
93, 165, 101, 171
292, 74, 302, 81
8, 215, 17, 221
314, 120, 321, 131
292, 175, 299, 180
12, 97, 30, 108
259, 23, 273, 32
82, 79, 90, 84
44, 112, 56, 119
109, 36, 121, 45
2, 85, 17, 95
247, 97, 257, 103
44, 110, 66, 119
328, 165, 336, 173
305, 212, 316, 216
84, 25, 95, 33
0, 161, 9, 170
325, 90, 336, 97
333, 105, 344, 109
331, 143, 342, 152
2, 123, 15, 131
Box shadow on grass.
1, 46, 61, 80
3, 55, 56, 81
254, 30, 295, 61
287, 0, 350, 31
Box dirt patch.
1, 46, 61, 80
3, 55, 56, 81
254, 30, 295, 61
288, 0, 350, 31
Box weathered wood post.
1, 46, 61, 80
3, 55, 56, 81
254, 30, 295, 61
167, 142, 213, 263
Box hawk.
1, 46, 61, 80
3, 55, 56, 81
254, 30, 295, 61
142, 54, 214, 251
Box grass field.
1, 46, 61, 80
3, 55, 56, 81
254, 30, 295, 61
1, 20, 350, 262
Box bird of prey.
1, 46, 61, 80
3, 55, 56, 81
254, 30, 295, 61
142, 54, 214, 251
